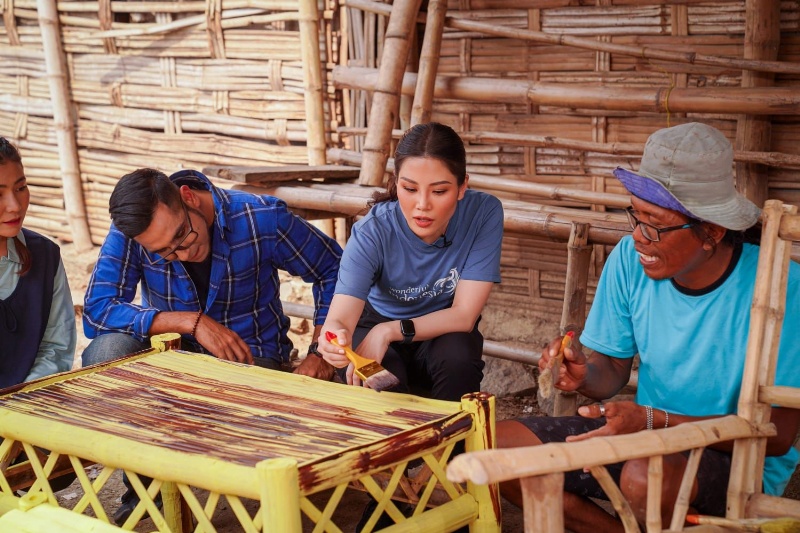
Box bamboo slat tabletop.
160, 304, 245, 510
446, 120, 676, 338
0, 350, 462, 469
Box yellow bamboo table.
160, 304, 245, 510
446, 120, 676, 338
0, 336, 500, 532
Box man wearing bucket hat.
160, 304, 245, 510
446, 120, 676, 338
496, 122, 800, 531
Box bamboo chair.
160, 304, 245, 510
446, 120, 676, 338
447, 199, 800, 533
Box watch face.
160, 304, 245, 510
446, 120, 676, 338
401, 319, 415, 337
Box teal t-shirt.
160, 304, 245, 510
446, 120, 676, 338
582, 236, 800, 495
335, 189, 503, 319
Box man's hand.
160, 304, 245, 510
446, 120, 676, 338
566, 400, 646, 442
194, 315, 254, 365
294, 354, 336, 381
539, 335, 588, 392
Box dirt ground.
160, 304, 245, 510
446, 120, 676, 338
52, 241, 798, 531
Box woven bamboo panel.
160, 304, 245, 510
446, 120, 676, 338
326, 0, 797, 318
1, 0, 341, 244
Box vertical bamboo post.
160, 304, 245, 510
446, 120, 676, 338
410, 0, 446, 126
520, 473, 564, 533
258, 458, 302, 532
299, 0, 328, 167
645, 455, 663, 533
399, 27, 418, 131
553, 222, 592, 416
36, 0, 93, 251
734, 0, 780, 207
461, 392, 501, 532
727, 201, 795, 517
357, 0, 423, 186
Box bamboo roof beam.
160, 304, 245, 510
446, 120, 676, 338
337, 127, 800, 169
346, 0, 800, 76
410, 0, 446, 126
36, 0, 93, 251
358, 0, 423, 187
333, 66, 800, 116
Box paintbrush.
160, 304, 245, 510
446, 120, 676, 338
686, 515, 800, 533
325, 331, 400, 392
538, 331, 575, 398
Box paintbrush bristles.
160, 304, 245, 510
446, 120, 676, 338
325, 331, 400, 392
356, 362, 401, 392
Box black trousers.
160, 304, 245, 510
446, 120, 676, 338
346, 302, 485, 402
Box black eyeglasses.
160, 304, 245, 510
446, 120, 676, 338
149, 203, 198, 265
624, 207, 696, 242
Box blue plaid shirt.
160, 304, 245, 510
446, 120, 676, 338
83, 170, 342, 363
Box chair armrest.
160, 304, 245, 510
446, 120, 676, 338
447, 415, 774, 485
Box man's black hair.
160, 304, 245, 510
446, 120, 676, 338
109, 168, 182, 239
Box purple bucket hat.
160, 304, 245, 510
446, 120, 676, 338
613, 122, 760, 231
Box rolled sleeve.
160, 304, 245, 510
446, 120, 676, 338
83, 226, 161, 341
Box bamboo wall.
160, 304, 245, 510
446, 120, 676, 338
337, 0, 800, 319
0, 0, 340, 244
1, 0, 799, 326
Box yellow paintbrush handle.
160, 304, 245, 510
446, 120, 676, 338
325, 332, 374, 367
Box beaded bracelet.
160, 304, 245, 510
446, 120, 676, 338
191, 310, 203, 337
645, 405, 654, 430
664, 410, 669, 429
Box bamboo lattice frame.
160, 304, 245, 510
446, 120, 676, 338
0, 338, 500, 532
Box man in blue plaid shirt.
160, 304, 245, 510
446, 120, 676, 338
82, 168, 342, 379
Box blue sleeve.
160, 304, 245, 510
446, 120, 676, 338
83, 226, 160, 340
269, 204, 342, 325
580, 237, 638, 358
462, 195, 503, 282
776, 261, 800, 388
334, 219, 382, 302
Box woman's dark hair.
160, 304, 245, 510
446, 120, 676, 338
0, 137, 31, 276
109, 168, 183, 239
370, 122, 467, 205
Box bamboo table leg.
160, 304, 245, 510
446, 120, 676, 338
258, 458, 301, 532
462, 392, 501, 532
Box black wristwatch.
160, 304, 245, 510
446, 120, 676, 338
307, 341, 322, 357
400, 319, 416, 344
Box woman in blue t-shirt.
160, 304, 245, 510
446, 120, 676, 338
317, 122, 503, 401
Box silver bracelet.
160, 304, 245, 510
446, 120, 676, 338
664, 410, 669, 428
645, 405, 653, 430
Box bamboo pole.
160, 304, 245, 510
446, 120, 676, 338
728, 201, 796, 518
338, 127, 800, 169
410, 0, 446, 126
327, 147, 631, 208
357, 0, 423, 186
345, 0, 800, 75
36, 0, 93, 251
333, 66, 800, 115
520, 473, 564, 533
446, 416, 773, 486
552, 222, 592, 417
734, 0, 780, 208
298, 0, 327, 166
